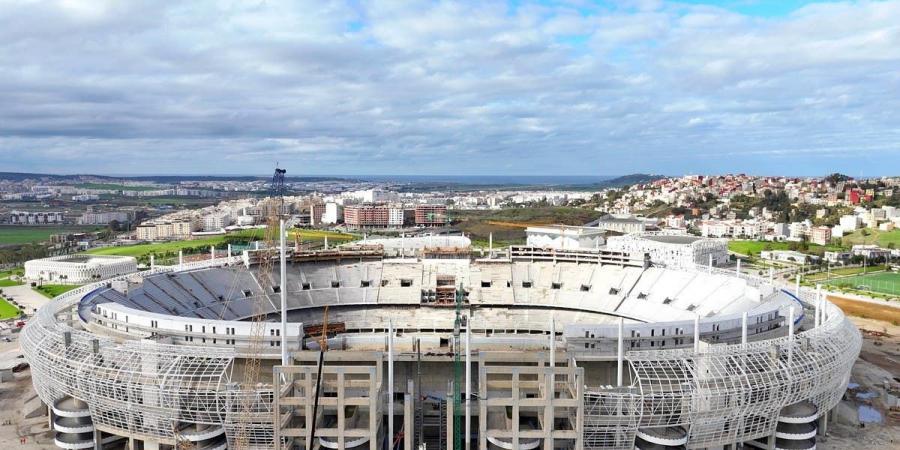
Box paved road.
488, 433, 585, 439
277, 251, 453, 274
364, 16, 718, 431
0, 285, 49, 317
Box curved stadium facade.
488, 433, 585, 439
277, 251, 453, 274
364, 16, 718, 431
22, 244, 860, 450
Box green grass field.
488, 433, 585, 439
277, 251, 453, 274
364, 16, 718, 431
824, 271, 900, 296
805, 265, 888, 282
0, 296, 21, 320
841, 228, 900, 248
0, 268, 23, 278
86, 229, 358, 260
728, 240, 843, 258
33, 284, 81, 298
0, 226, 102, 245
0, 279, 23, 287
87, 235, 234, 258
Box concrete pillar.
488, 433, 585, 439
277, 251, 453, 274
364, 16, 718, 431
465, 321, 471, 450
708, 254, 713, 273
549, 319, 555, 369
543, 362, 553, 450
337, 371, 345, 449
446, 386, 454, 450
795, 274, 801, 296
210, 245, 215, 261
280, 219, 288, 365
149, 254, 155, 269
742, 312, 748, 346
478, 353, 488, 450
324, 235, 329, 250
489, 232, 493, 257
815, 284, 822, 327
769, 267, 774, 283
388, 320, 394, 449
787, 307, 795, 370
694, 315, 701, 352
616, 318, 624, 387
404, 383, 413, 450
227, 243, 232, 258
736, 258, 741, 275
511, 370, 520, 450
178, 250, 183, 267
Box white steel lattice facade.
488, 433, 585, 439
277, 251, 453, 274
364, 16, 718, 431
21, 247, 859, 450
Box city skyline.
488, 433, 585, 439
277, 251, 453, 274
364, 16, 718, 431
1, 0, 899, 176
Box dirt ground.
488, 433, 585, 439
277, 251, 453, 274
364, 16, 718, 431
0, 372, 54, 449
819, 314, 900, 449
828, 294, 900, 324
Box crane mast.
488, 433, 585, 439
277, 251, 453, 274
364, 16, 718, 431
234, 167, 287, 450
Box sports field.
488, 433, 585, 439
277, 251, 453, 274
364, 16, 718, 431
824, 271, 900, 296
86, 229, 358, 259
0, 226, 102, 245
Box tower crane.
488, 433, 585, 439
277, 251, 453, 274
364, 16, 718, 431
234, 167, 287, 450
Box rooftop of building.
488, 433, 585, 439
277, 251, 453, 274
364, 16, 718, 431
642, 235, 703, 245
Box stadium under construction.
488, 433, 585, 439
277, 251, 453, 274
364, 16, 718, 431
22, 240, 860, 450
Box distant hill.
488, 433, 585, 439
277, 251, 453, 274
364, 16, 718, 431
0, 172, 348, 183
0, 172, 116, 182
600, 173, 666, 188
0, 171, 664, 189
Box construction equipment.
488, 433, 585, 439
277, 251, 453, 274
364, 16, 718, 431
234, 167, 287, 450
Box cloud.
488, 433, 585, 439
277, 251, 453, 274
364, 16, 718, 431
0, 0, 898, 176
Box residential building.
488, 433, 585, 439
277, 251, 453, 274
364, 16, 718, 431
8, 210, 64, 224
415, 204, 448, 227
78, 211, 130, 226
201, 212, 232, 231
839, 215, 860, 231
322, 202, 344, 225
310, 203, 326, 226
344, 204, 405, 229
810, 226, 832, 246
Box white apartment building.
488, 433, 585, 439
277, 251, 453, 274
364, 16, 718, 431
322, 202, 344, 224
72, 194, 100, 202
78, 211, 130, 225
700, 220, 763, 239
136, 219, 197, 241
771, 223, 789, 238
201, 212, 233, 231
839, 215, 860, 231
388, 207, 404, 227
8, 210, 64, 224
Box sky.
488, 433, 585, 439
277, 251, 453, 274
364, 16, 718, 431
0, 0, 898, 177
